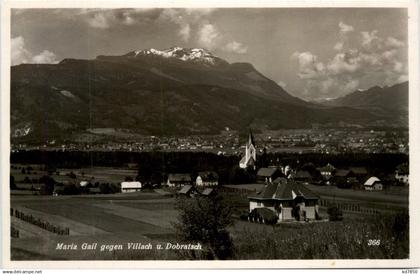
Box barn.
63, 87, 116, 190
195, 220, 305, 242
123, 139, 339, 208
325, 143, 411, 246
167, 173, 192, 187
256, 167, 281, 183
177, 185, 199, 197
364, 177, 383, 191
196, 171, 219, 187
121, 181, 142, 193
248, 181, 319, 222
395, 163, 409, 185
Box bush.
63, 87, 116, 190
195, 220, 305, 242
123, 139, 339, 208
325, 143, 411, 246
249, 208, 278, 225
234, 212, 409, 259
327, 206, 343, 221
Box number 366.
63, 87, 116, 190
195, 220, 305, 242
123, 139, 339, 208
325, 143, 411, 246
368, 239, 381, 246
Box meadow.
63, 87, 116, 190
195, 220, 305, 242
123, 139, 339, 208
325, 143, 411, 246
11, 182, 409, 260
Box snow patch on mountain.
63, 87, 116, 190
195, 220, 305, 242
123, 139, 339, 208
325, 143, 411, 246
134, 47, 221, 65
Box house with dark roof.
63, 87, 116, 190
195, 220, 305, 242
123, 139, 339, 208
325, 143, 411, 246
318, 163, 336, 177
167, 173, 192, 187
248, 181, 319, 222
333, 169, 351, 185
335, 169, 351, 177
272, 177, 287, 184
349, 167, 368, 175
196, 171, 219, 187
395, 163, 409, 185
292, 170, 312, 184
201, 188, 216, 197
177, 185, 199, 197
256, 167, 281, 183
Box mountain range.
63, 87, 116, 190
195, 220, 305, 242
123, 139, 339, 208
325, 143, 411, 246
10, 47, 408, 142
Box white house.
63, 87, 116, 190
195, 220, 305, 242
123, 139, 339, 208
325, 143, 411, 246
121, 181, 142, 193
364, 176, 383, 191
248, 181, 319, 222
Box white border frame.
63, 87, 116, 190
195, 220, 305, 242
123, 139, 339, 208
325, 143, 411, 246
1, 0, 419, 269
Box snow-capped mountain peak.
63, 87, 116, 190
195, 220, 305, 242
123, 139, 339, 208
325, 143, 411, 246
131, 47, 223, 65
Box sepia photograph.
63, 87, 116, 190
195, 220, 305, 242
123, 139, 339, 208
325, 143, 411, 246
1, 0, 419, 269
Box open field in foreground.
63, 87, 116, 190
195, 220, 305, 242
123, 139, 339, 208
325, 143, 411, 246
10, 183, 409, 260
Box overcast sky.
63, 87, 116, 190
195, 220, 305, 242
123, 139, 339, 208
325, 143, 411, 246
11, 8, 408, 100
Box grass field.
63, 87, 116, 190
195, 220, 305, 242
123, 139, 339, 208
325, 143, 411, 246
10, 178, 409, 260
11, 164, 138, 184
11, 191, 180, 260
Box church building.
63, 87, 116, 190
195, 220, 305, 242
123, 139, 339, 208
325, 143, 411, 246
239, 131, 256, 169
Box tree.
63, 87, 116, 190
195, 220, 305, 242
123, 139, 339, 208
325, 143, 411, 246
10, 175, 16, 190
39, 175, 56, 195
174, 194, 234, 259
229, 167, 253, 184
99, 183, 112, 194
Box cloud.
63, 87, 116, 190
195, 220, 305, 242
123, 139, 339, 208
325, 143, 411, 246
87, 13, 111, 29
32, 50, 58, 64
361, 30, 382, 51
11, 36, 58, 65
339, 21, 354, 35
291, 51, 325, 79
198, 23, 221, 49
292, 24, 407, 99
11, 36, 31, 65
223, 41, 248, 54
334, 42, 343, 51
385, 37, 405, 49
179, 24, 191, 42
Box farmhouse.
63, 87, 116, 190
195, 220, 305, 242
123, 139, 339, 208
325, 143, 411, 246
248, 181, 319, 222
177, 185, 199, 197
239, 131, 256, 170
292, 170, 312, 183
121, 181, 142, 193
364, 176, 383, 191
318, 163, 336, 177
349, 167, 368, 178
201, 188, 215, 196
395, 163, 409, 185
167, 173, 192, 187
272, 177, 287, 184
256, 167, 281, 183
196, 171, 219, 187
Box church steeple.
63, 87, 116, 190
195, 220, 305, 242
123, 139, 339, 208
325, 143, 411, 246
239, 130, 257, 169
248, 129, 255, 146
